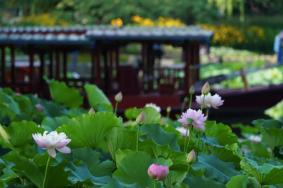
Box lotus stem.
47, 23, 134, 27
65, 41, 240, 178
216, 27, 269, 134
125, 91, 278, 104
136, 124, 140, 152
184, 127, 192, 153
185, 127, 192, 153
206, 109, 209, 118
188, 91, 193, 108
42, 156, 51, 188
114, 102, 118, 115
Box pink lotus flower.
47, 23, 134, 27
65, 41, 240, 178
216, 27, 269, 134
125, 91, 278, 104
196, 93, 224, 109
32, 131, 71, 158
147, 163, 169, 181
178, 109, 207, 130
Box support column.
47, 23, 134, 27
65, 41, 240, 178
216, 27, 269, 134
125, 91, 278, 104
91, 49, 95, 83
39, 52, 45, 95
49, 51, 53, 79
183, 42, 200, 93
93, 48, 101, 87
102, 49, 108, 93
28, 47, 34, 92
114, 46, 120, 82
55, 51, 61, 80
1, 46, 6, 86
62, 51, 67, 82
141, 43, 155, 92
10, 46, 15, 88
108, 48, 114, 93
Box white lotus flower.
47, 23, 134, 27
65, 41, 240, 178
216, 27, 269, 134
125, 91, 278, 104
196, 93, 224, 109
145, 103, 161, 112
32, 131, 71, 158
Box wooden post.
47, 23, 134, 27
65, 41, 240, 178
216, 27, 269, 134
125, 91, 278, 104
10, 46, 15, 87
0, 46, 5, 86
102, 49, 108, 93
39, 52, 45, 94
147, 43, 154, 92
191, 43, 200, 84
49, 51, 53, 79
63, 51, 67, 81
141, 43, 155, 92
108, 48, 113, 93
94, 48, 101, 87
114, 46, 120, 82
141, 43, 147, 92
91, 49, 95, 83
55, 51, 60, 80
28, 47, 34, 92
183, 42, 200, 93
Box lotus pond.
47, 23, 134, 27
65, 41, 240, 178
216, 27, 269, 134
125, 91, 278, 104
0, 80, 283, 188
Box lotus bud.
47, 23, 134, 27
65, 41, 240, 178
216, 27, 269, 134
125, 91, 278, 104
88, 108, 95, 115
35, 103, 44, 112
187, 150, 197, 163
114, 92, 123, 103
166, 106, 171, 114
135, 112, 145, 124
147, 163, 169, 181
201, 82, 210, 95
189, 86, 195, 94
0, 125, 11, 146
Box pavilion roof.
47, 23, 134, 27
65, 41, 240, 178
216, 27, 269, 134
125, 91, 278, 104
0, 26, 213, 45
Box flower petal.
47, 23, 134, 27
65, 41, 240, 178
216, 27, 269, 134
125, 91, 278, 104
47, 148, 56, 158
55, 139, 71, 148
57, 146, 71, 154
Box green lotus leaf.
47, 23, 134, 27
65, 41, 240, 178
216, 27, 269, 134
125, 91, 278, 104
226, 175, 261, 188
240, 158, 283, 185
57, 112, 121, 148
47, 79, 83, 108
191, 154, 239, 183
114, 150, 153, 187
140, 124, 180, 151
205, 121, 238, 145
5, 121, 44, 147
84, 84, 113, 112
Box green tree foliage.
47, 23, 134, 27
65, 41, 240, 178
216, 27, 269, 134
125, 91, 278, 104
55, 0, 218, 24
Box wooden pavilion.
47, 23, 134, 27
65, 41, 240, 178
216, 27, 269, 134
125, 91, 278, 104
0, 26, 213, 109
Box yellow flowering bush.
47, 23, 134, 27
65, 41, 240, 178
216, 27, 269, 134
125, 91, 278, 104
247, 26, 265, 39
111, 18, 123, 27
200, 24, 265, 46
19, 13, 68, 26
132, 16, 185, 27
200, 24, 244, 45
109, 16, 269, 51
155, 17, 185, 27
110, 16, 185, 28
